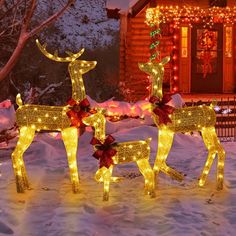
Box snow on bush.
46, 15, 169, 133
38, 0, 119, 50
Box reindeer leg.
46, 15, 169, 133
101, 166, 113, 201
199, 127, 225, 189
154, 128, 184, 182
202, 128, 225, 190
94, 166, 113, 200
61, 127, 79, 193
199, 128, 216, 187
216, 144, 225, 190
11, 127, 35, 192
136, 159, 155, 198
198, 150, 216, 188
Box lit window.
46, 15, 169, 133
225, 26, 232, 57
181, 27, 188, 58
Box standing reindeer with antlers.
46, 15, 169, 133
11, 40, 97, 193
139, 57, 226, 190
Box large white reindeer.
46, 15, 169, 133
139, 57, 226, 190
11, 40, 97, 193
83, 111, 155, 201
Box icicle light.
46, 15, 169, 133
146, 6, 236, 27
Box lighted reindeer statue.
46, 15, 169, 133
11, 39, 97, 193
138, 57, 226, 190
83, 111, 155, 201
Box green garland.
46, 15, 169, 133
149, 25, 161, 61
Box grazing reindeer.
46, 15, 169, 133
83, 111, 155, 201
138, 57, 226, 190
11, 40, 97, 193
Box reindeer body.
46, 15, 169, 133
16, 104, 70, 131
113, 140, 151, 164
159, 105, 216, 133
83, 112, 155, 201
139, 57, 225, 190
11, 40, 96, 193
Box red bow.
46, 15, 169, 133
149, 94, 175, 125
66, 98, 91, 128
90, 135, 117, 169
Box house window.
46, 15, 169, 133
181, 27, 188, 58
225, 26, 232, 57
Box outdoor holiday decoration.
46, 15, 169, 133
198, 29, 217, 78
83, 111, 155, 201
147, 7, 162, 61
138, 57, 226, 190
11, 40, 97, 193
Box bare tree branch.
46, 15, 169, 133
29, 0, 74, 37
22, 0, 36, 32
0, 0, 5, 8
0, 0, 23, 21
0, 0, 75, 82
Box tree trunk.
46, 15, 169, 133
0, 0, 74, 82
0, 32, 29, 82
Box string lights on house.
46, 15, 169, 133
146, 6, 236, 27
172, 27, 179, 93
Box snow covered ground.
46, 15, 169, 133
0, 102, 236, 235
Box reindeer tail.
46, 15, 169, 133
16, 94, 23, 107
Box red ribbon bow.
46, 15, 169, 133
66, 98, 91, 128
149, 94, 175, 125
90, 135, 117, 169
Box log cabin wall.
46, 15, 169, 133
119, 7, 150, 101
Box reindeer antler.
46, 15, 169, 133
36, 39, 85, 62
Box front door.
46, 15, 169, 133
191, 24, 223, 93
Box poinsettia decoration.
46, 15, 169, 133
149, 94, 175, 125
90, 135, 117, 168
66, 98, 95, 128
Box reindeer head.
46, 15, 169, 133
138, 56, 170, 98
36, 39, 97, 72
36, 39, 97, 101
83, 111, 106, 142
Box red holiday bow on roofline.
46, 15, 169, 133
66, 98, 91, 128
149, 94, 175, 125
90, 135, 117, 169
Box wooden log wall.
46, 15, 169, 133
120, 7, 150, 102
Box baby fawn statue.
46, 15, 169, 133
83, 111, 155, 201
11, 39, 97, 193
139, 57, 225, 190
